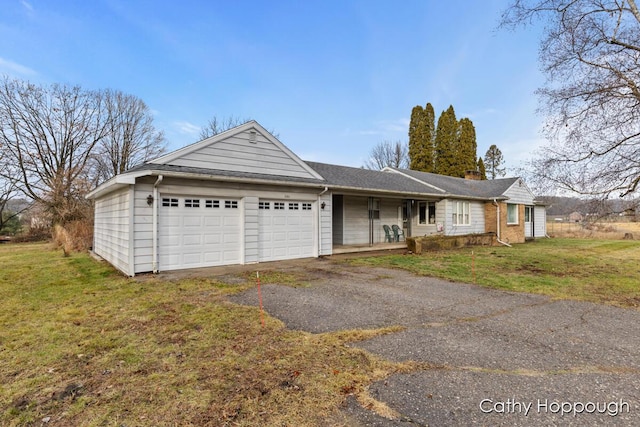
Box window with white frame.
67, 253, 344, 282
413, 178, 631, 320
162, 198, 178, 207
418, 201, 437, 225
507, 204, 518, 224
452, 201, 470, 225
184, 199, 200, 208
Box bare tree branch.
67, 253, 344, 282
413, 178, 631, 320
90, 89, 166, 183
502, 0, 640, 198
0, 77, 109, 224
363, 140, 409, 170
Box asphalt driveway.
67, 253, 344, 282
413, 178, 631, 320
226, 258, 640, 426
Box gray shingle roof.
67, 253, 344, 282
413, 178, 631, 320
387, 168, 519, 199
124, 161, 519, 200
304, 161, 445, 196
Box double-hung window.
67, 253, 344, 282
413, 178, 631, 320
452, 201, 470, 225
507, 204, 518, 225
418, 201, 437, 225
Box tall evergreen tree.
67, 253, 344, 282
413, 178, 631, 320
477, 157, 487, 180
434, 105, 458, 176
457, 118, 477, 177
408, 105, 424, 170
408, 103, 435, 172
484, 144, 506, 179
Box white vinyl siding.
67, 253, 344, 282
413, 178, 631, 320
503, 179, 536, 205
319, 192, 332, 255
338, 196, 402, 245
443, 199, 485, 236
534, 205, 547, 238
168, 130, 318, 179
244, 197, 259, 264
93, 186, 131, 275
133, 182, 154, 274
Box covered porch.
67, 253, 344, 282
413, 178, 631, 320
331, 193, 442, 250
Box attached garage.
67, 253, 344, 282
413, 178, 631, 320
158, 196, 242, 270
87, 120, 544, 277
258, 200, 315, 262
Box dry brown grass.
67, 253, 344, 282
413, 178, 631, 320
0, 244, 410, 426
52, 220, 93, 255
546, 220, 640, 240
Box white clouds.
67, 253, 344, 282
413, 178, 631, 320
173, 121, 200, 135
377, 118, 410, 133
0, 57, 36, 76
344, 118, 410, 139
20, 1, 33, 12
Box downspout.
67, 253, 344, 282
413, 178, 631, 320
152, 175, 163, 273
493, 199, 512, 247
317, 186, 329, 256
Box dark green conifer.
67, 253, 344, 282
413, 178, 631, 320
477, 157, 487, 180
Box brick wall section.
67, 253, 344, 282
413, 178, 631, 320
484, 202, 525, 244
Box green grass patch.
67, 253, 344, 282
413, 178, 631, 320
0, 243, 400, 426
348, 238, 640, 308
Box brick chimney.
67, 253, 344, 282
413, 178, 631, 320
464, 170, 481, 180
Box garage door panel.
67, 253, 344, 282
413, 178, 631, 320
160, 196, 241, 270
184, 217, 202, 227
204, 234, 221, 244
259, 200, 314, 262
223, 216, 240, 227
204, 216, 221, 227
203, 251, 222, 263
183, 235, 203, 246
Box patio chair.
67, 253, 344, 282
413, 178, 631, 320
383, 225, 395, 243
392, 224, 405, 242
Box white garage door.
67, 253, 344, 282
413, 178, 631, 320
159, 196, 241, 270
258, 200, 315, 262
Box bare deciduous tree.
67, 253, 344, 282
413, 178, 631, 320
199, 116, 251, 140
199, 115, 279, 140
363, 140, 409, 170
0, 145, 24, 232
91, 90, 166, 183
501, 0, 640, 198
0, 77, 109, 224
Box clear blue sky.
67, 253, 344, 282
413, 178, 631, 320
1, 0, 545, 173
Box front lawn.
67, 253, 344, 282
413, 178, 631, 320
348, 238, 640, 308
0, 243, 399, 426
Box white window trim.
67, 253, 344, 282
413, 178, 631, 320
452, 201, 470, 226
418, 201, 437, 225
507, 203, 519, 225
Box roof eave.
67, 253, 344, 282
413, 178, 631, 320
85, 170, 152, 199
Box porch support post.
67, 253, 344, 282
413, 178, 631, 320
406, 199, 413, 238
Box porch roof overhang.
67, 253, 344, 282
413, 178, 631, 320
329, 185, 509, 202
